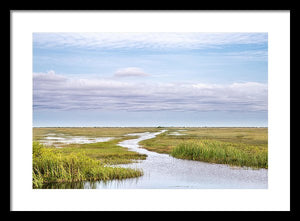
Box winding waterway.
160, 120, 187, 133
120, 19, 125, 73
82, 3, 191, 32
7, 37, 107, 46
45, 130, 267, 189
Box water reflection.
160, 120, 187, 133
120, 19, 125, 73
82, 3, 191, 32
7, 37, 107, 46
41, 177, 143, 189
42, 181, 88, 189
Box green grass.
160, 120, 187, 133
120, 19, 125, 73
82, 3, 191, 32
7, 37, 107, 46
140, 127, 268, 169
56, 137, 147, 165
171, 140, 268, 169
32, 142, 143, 188
33, 127, 161, 141
32, 127, 160, 188
32, 127, 268, 188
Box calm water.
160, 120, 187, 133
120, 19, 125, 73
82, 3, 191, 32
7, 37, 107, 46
44, 130, 268, 189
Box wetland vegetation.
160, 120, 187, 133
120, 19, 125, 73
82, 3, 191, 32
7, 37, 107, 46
32, 142, 143, 188
139, 127, 268, 169
32, 127, 268, 188
32, 127, 160, 188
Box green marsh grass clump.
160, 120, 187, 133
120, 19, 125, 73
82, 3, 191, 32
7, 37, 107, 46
32, 142, 143, 188
56, 137, 147, 165
171, 140, 268, 169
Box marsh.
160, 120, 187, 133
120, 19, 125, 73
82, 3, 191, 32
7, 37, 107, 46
33, 127, 268, 189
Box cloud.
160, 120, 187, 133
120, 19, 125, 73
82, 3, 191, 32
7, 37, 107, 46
33, 32, 267, 50
114, 67, 150, 77
33, 72, 267, 112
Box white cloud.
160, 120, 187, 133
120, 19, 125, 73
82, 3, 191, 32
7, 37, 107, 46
114, 67, 150, 77
33, 72, 268, 112
33, 32, 267, 50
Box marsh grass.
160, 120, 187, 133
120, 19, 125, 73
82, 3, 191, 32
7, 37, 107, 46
32, 127, 268, 188
171, 140, 268, 169
140, 127, 268, 169
32, 142, 143, 188
56, 136, 147, 165
33, 127, 161, 141
32, 128, 155, 188
182, 127, 268, 146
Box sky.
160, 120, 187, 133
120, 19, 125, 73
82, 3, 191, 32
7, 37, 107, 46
33, 32, 268, 127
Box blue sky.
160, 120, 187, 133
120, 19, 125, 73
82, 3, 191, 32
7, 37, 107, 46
33, 32, 268, 127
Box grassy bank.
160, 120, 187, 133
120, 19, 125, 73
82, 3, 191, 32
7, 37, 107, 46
171, 140, 267, 168
32, 127, 162, 188
32, 142, 143, 188
56, 137, 147, 165
140, 127, 268, 169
